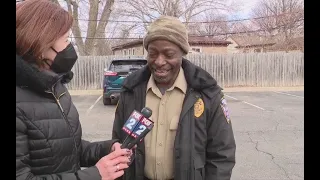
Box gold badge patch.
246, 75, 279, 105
194, 98, 205, 118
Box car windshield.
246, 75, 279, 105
110, 60, 147, 72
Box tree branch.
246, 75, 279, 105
65, 0, 85, 55
84, 0, 99, 55
92, 0, 115, 55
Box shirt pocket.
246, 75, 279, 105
168, 115, 180, 150
169, 115, 180, 131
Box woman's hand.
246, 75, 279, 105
95, 148, 130, 180
111, 142, 121, 152
111, 142, 135, 159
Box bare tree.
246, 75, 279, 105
251, 0, 304, 42
188, 12, 229, 39
115, 24, 140, 45
51, 0, 116, 56
118, 0, 236, 30
226, 21, 263, 44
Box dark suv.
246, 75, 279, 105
102, 58, 147, 105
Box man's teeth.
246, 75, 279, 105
156, 69, 168, 72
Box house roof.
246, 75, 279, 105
112, 39, 144, 50
267, 37, 304, 51
112, 36, 231, 50
229, 35, 276, 48
188, 36, 231, 45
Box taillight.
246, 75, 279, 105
104, 71, 117, 76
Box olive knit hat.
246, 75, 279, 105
143, 15, 190, 54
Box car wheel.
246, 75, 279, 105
103, 97, 111, 105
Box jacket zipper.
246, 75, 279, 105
47, 90, 81, 169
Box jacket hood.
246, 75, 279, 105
123, 58, 222, 99
16, 54, 73, 92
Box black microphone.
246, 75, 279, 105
120, 107, 153, 149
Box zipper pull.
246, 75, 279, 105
56, 99, 65, 113
56, 92, 67, 113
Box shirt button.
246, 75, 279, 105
161, 102, 165, 105
159, 143, 162, 146
160, 122, 163, 125
157, 162, 161, 165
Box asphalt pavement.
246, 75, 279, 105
72, 90, 304, 180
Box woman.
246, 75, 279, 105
16, 0, 130, 179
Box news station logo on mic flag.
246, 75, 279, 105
122, 110, 154, 139
131, 117, 152, 138
120, 107, 153, 151
122, 110, 141, 136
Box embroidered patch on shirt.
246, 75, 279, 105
220, 97, 231, 124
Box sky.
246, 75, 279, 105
228, 0, 260, 19
62, 0, 262, 40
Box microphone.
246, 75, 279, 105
120, 107, 153, 149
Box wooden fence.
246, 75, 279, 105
66, 52, 304, 90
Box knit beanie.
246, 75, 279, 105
143, 15, 190, 54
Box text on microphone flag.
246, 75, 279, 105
122, 109, 154, 140
140, 117, 152, 127
132, 121, 147, 136
131, 110, 143, 119
122, 126, 131, 134
123, 110, 141, 131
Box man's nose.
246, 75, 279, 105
154, 54, 166, 66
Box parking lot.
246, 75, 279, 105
72, 89, 304, 180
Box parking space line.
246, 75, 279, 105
242, 101, 265, 110
225, 94, 239, 100
86, 95, 102, 116
225, 94, 265, 111
272, 91, 304, 99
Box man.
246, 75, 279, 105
112, 15, 236, 180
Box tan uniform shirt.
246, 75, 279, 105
144, 67, 187, 180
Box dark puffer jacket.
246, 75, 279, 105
16, 55, 117, 180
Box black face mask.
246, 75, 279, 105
49, 43, 78, 74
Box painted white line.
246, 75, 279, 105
86, 95, 103, 115
225, 94, 239, 100
225, 94, 265, 111
273, 91, 304, 99
242, 101, 265, 111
